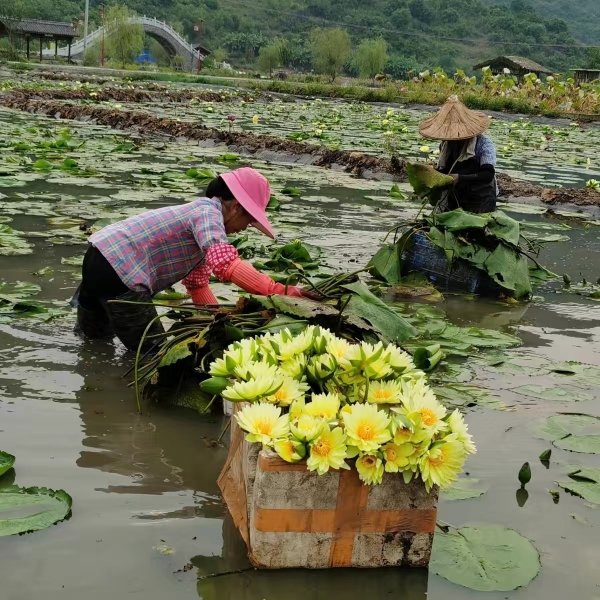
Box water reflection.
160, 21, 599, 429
516, 487, 530, 507
193, 517, 429, 600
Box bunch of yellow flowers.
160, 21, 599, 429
208, 327, 475, 490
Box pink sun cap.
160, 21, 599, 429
220, 167, 275, 239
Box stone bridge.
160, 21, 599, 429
45, 16, 204, 71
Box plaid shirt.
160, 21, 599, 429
90, 197, 229, 293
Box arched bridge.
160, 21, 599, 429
44, 16, 203, 71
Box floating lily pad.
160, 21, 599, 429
559, 466, 600, 504
431, 525, 540, 591
441, 478, 489, 501
514, 385, 593, 403
0, 452, 15, 478
536, 413, 600, 454
0, 485, 72, 536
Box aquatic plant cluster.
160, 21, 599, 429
207, 327, 475, 489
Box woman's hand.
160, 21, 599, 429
451, 174, 460, 186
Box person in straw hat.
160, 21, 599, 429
419, 95, 498, 214
71, 167, 318, 351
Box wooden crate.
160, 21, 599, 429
218, 405, 438, 569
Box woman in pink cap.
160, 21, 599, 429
73, 167, 313, 351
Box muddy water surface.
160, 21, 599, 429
1, 109, 600, 600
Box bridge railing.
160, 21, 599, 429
44, 15, 200, 60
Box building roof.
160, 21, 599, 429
0, 17, 78, 38
473, 55, 553, 75
573, 68, 600, 73
194, 44, 211, 56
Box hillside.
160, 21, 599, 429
483, 0, 600, 44
8, 0, 591, 73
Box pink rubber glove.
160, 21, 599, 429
190, 286, 219, 306
224, 258, 304, 297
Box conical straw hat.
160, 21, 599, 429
419, 95, 490, 141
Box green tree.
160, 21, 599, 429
257, 42, 280, 76
355, 38, 388, 82
213, 48, 228, 64
105, 4, 144, 69
310, 28, 351, 82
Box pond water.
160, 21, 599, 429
1, 106, 600, 600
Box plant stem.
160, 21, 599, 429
217, 418, 231, 444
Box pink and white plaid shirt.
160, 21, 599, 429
90, 197, 233, 293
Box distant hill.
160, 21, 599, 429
483, 0, 600, 44
12, 0, 592, 73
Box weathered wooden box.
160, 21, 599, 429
218, 405, 438, 569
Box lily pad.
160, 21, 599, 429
368, 244, 401, 284
439, 325, 521, 349
0, 485, 72, 536
441, 478, 489, 501
431, 525, 540, 591
536, 413, 600, 454
342, 280, 416, 343
558, 466, 600, 504
433, 384, 508, 411
514, 385, 593, 403
0, 452, 15, 478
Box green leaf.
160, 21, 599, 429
439, 325, 521, 348
433, 384, 508, 411
342, 281, 416, 343
267, 196, 281, 211
368, 244, 401, 284
281, 187, 301, 196
413, 344, 444, 371
558, 481, 600, 504
441, 478, 489, 501
0, 452, 15, 478
431, 525, 540, 592
217, 153, 240, 163
159, 340, 192, 367
514, 385, 593, 403
153, 288, 190, 301
567, 465, 600, 483
555, 435, 600, 454
483, 244, 532, 299
429, 209, 490, 231
0, 485, 72, 536
200, 377, 230, 396
536, 413, 600, 454
32, 159, 53, 172
406, 162, 453, 195
487, 211, 521, 245
537, 413, 600, 440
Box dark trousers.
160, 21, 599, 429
72, 245, 164, 352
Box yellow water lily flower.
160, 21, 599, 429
290, 413, 326, 442
305, 393, 341, 421
234, 360, 280, 382
447, 410, 476, 454
279, 355, 307, 380
235, 403, 290, 445
382, 119, 389, 126
382, 442, 415, 473
274, 438, 306, 463
210, 339, 258, 376
343, 404, 392, 452
420, 145, 430, 153
384, 344, 417, 375
356, 454, 384, 485
307, 354, 337, 384
419, 435, 466, 492
277, 328, 314, 361
252, 115, 259, 124
222, 375, 282, 402
367, 380, 403, 404
289, 397, 306, 421
265, 376, 309, 406
401, 379, 447, 435
307, 427, 348, 475
327, 337, 352, 365
345, 342, 391, 379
